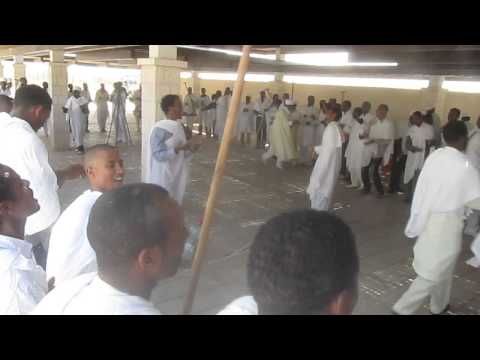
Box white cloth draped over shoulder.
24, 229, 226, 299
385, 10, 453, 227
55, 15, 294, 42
47, 190, 101, 286
0, 113, 60, 235
145, 119, 191, 205
30, 272, 161, 315
307, 121, 343, 209
0, 235, 47, 315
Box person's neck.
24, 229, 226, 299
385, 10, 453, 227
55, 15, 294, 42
0, 218, 26, 240
98, 270, 153, 300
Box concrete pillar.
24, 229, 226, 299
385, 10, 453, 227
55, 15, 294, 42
270, 72, 287, 97
138, 45, 187, 181
0, 62, 4, 80
421, 76, 447, 123
47, 49, 70, 150
191, 71, 201, 96
13, 55, 26, 88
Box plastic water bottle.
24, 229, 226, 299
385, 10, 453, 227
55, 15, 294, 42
182, 219, 202, 265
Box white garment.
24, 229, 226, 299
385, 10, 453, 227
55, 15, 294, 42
198, 95, 211, 127
340, 110, 354, 135
111, 90, 128, 144
238, 102, 255, 133
95, 89, 109, 130
215, 95, 231, 139
307, 121, 343, 209
47, 190, 101, 286
405, 146, 480, 239
0, 234, 47, 315
81, 89, 91, 103
471, 232, 480, 261
314, 111, 327, 146
466, 129, 480, 170
403, 123, 431, 184
217, 296, 258, 315
301, 106, 320, 147
183, 94, 198, 115
146, 119, 191, 205
0, 113, 60, 236
31, 272, 161, 315
65, 96, 88, 147
360, 113, 377, 166
0, 88, 11, 97
368, 117, 395, 165
345, 120, 366, 186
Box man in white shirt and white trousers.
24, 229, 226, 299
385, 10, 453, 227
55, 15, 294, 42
64, 87, 89, 154
0, 85, 84, 269
146, 94, 201, 205
46, 145, 125, 288
307, 103, 344, 211
183, 87, 198, 131
0, 164, 47, 315
32, 184, 189, 315
393, 121, 480, 315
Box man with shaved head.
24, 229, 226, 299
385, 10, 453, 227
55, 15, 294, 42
46, 144, 125, 288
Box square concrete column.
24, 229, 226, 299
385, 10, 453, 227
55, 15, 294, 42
420, 76, 447, 123
47, 49, 70, 150
270, 72, 287, 96
0, 63, 4, 80
138, 46, 187, 181
13, 55, 26, 88
191, 71, 201, 95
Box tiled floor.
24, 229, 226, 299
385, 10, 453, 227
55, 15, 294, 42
44, 116, 480, 315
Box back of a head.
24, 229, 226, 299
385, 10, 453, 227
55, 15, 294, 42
87, 183, 171, 272
14, 84, 52, 112
443, 120, 468, 148
248, 210, 359, 315
330, 103, 343, 121
0, 95, 13, 113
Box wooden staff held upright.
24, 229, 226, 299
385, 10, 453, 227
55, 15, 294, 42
181, 45, 252, 315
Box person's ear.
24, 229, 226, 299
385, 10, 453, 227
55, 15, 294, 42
137, 246, 164, 275
85, 165, 94, 179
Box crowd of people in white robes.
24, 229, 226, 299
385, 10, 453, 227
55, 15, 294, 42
2, 79, 480, 316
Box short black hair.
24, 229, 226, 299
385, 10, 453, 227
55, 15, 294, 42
343, 100, 352, 108
161, 94, 180, 114
87, 183, 172, 271
412, 111, 423, 118
378, 104, 389, 112
449, 107, 461, 117
14, 84, 52, 111
329, 103, 343, 121
248, 209, 359, 315
443, 120, 468, 145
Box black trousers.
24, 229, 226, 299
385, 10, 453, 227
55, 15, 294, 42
362, 157, 384, 194
389, 154, 407, 193
341, 140, 348, 176
256, 115, 266, 148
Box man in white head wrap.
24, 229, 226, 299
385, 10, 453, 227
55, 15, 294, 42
63, 87, 89, 154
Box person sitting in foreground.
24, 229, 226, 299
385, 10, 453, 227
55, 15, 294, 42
218, 209, 359, 315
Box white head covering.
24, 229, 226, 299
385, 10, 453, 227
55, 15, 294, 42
74, 86, 82, 92
285, 99, 296, 106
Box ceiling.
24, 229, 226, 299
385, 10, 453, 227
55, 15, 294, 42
2, 45, 480, 77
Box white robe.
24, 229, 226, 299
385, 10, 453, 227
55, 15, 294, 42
301, 105, 321, 147
340, 110, 354, 135
405, 147, 480, 281
95, 90, 109, 130
466, 129, 480, 170
315, 111, 327, 146
65, 96, 88, 147
217, 296, 258, 315
47, 190, 101, 286
198, 95, 211, 127
30, 272, 161, 315
238, 102, 255, 133
267, 107, 297, 163
307, 121, 343, 210
403, 123, 432, 184
0, 235, 47, 315
145, 119, 191, 205
345, 120, 367, 184
368, 117, 395, 165
215, 95, 231, 139
0, 113, 60, 236
265, 106, 278, 144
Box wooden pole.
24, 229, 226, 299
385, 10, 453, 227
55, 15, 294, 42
181, 45, 252, 315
